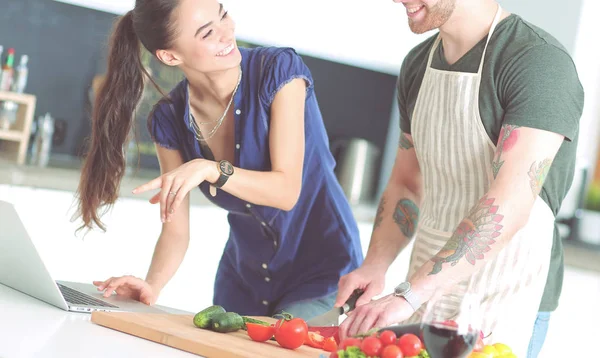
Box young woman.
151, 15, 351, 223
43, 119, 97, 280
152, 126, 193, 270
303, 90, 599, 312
76, 0, 363, 319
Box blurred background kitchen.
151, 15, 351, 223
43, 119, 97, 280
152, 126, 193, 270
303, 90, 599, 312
0, 0, 598, 356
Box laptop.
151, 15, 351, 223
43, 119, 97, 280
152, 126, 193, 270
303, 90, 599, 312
0, 200, 165, 314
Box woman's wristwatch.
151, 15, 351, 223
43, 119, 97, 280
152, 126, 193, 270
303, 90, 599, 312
214, 160, 234, 188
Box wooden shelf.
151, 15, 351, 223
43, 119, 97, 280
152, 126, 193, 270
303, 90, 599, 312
0, 91, 37, 165
0, 91, 36, 105
0, 129, 24, 141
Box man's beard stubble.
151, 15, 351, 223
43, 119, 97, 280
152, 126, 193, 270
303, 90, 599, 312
408, 0, 456, 34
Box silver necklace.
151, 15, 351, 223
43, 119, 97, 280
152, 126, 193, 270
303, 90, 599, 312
188, 66, 242, 141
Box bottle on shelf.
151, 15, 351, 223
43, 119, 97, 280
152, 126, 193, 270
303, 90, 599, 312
30, 113, 55, 168
0, 48, 15, 91
0, 48, 20, 130
12, 54, 29, 93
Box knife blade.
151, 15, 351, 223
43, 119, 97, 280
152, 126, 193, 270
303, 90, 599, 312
306, 289, 364, 327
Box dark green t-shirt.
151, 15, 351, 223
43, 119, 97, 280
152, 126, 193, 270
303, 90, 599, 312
397, 14, 584, 312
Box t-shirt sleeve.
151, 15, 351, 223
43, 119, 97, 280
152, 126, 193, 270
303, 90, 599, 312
147, 100, 181, 150
501, 44, 584, 141
397, 57, 412, 134
259, 48, 315, 107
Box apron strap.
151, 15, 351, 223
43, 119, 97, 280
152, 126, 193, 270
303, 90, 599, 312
426, 35, 442, 69
426, 5, 502, 73
477, 5, 503, 75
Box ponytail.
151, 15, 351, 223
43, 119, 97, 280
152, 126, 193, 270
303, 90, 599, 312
75, 11, 147, 232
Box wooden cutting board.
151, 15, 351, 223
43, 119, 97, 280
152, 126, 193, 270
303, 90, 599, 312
90, 311, 326, 358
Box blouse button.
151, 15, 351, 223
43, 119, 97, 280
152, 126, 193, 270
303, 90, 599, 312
235, 109, 241, 115
236, 143, 240, 149
264, 277, 271, 283
262, 300, 269, 306
262, 263, 268, 269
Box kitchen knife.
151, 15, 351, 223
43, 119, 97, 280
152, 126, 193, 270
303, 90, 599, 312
306, 289, 364, 327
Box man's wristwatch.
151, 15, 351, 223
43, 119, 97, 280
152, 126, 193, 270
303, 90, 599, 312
393, 282, 422, 312
214, 160, 234, 188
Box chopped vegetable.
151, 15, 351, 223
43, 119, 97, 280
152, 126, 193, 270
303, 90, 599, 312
323, 336, 338, 352
305, 332, 326, 349
246, 322, 276, 342
336, 346, 367, 358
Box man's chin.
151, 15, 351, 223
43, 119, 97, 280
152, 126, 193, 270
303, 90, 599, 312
408, 22, 433, 35
408, 18, 445, 35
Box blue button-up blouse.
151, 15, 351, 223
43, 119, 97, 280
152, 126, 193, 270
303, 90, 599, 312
148, 46, 363, 315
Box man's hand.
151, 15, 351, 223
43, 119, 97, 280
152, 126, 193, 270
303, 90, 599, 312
335, 264, 387, 308
338, 294, 415, 341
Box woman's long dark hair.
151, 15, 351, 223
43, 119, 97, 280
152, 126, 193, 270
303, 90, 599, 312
76, 0, 180, 231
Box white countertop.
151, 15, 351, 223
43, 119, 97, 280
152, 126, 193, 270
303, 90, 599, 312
0, 158, 378, 224
0, 283, 199, 358
0, 157, 211, 207
1, 166, 599, 357
0, 181, 384, 358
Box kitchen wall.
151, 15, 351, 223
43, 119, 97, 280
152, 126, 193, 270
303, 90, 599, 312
498, 0, 583, 54
3, 0, 599, 207
571, 0, 600, 191
0, 0, 116, 157
2, 0, 397, 201
53, 0, 429, 76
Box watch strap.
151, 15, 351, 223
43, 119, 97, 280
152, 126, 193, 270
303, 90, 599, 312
214, 174, 228, 188
214, 160, 233, 188
394, 283, 422, 312
401, 290, 421, 312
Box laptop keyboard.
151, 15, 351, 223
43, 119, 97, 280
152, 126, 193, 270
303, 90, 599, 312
57, 283, 118, 308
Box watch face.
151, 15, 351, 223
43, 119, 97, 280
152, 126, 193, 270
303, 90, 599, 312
220, 160, 234, 176
395, 282, 410, 295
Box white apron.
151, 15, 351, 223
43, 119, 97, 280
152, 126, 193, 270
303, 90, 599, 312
404, 6, 554, 357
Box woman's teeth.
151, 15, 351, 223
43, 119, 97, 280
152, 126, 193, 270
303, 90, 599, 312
217, 44, 234, 56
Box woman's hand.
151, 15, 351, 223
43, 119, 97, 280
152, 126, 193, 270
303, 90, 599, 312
93, 275, 159, 305
133, 159, 219, 222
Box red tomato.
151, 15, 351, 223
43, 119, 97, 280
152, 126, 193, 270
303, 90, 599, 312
382, 344, 404, 358
246, 323, 275, 342
305, 332, 325, 349
361, 336, 383, 357
379, 330, 398, 346
307, 326, 341, 344
397, 334, 423, 356
323, 336, 338, 352
339, 337, 362, 350
274, 318, 308, 350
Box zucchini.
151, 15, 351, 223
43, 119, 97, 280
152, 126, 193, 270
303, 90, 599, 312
193, 305, 226, 329
211, 312, 245, 333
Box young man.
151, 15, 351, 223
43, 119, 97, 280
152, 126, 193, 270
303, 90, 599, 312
335, 0, 584, 357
